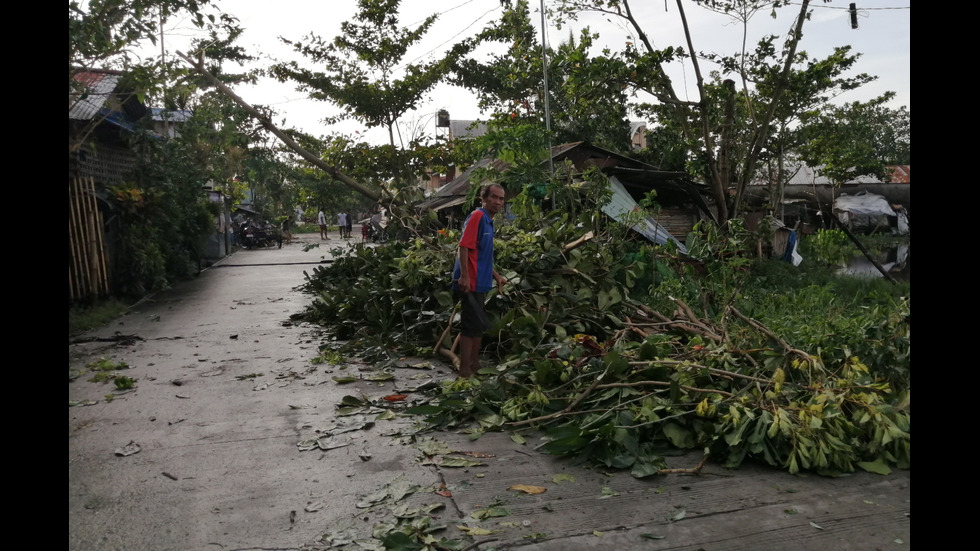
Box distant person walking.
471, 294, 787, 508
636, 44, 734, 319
281, 216, 292, 245
337, 212, 347, 238
318, 209, 329, 240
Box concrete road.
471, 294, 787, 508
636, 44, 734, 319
69, 232, 910, 551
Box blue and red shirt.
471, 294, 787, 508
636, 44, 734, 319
452, 208, 496, 293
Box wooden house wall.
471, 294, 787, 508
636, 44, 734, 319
656, 208, 699, 244
70, 139, 138, 187
69, 129, 138, 303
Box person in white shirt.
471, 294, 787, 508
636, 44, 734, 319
337, 212, 347, 238
317, 209, 329, 240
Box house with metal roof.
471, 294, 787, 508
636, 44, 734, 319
417, 141, 713, 252
70, 68, 149, 186
69, 68, 231, 302
70, 68, 149, 302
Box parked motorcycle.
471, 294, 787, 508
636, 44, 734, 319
239, 221, 282, 249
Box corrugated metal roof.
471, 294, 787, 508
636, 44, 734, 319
417, 157, 504, 210
784, 164, 911, 186
69, 70, 121, 120
70, 68, 148, 126
150, 108, 193, 123
417, 142, 707, 214
449, 120, 489, 140
888, 165, 911, 183
605, 175, 688, 253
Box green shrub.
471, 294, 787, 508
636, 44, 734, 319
804, 229, 855, 266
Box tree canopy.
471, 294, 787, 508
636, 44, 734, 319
796, 93, 911, 184
162, 0, 908, 232
270, 0, 447, 149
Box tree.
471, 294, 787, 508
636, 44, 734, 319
447, 2, 635, 154
71, 2, 269, 297
69, 0, 240, 104
691, 43, 878, 212
270, 0, 445, 149
108, 116, 219, 296
70, 0, 213, 70
796, 93, 910, 185
69, 0, 241, 153
285, 133, 412, 217
549, 0, 885, 225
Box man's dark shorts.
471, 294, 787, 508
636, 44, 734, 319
457, 291, 489, 337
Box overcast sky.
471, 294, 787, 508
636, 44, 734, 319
161, 0, 910, 145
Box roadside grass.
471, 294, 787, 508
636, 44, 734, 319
292, 223, 321, 234
69, 299, 130, 337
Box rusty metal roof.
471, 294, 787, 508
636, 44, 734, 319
69, 68, 147, 124
69, 69, 122, 120
888, 165, 911, 183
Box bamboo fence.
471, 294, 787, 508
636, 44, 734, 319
69, 177, 109, 302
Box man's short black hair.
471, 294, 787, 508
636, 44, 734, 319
481, 183, 504, 199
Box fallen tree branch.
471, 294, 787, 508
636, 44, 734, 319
672, 297, 725, 342
510, 379, 734, 428
562, 231, 594, 253
729, 306, 819, 369
627, 360, 774, 385
595, 380, 735, 398
176, 51, 386, 204
69, 333, 144, 345
658, 452, 709, 475
631, 302, 724, 342
508, 369, 606, 427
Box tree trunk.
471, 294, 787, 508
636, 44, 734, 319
718, 79, 736, 221
731, 0, 811, 219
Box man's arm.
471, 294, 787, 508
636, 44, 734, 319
457, 246, 474, 293
492, 269, 506, 294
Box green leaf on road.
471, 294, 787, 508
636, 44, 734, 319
857, 458, 892, 475
471, 506, 511, 520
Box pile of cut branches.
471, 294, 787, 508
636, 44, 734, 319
299, 200, 910, 477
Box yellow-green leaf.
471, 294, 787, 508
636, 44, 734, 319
508, 484, 547, 495
457, 525, 494, 535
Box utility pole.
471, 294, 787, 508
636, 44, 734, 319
539, 0, 554, 175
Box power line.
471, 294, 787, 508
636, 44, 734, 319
404, 0, 484, 27
401, 3, 504, 68
790, 1, 910, 10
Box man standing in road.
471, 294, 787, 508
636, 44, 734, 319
318, 208, 329, 240
451, 183, 508, 378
